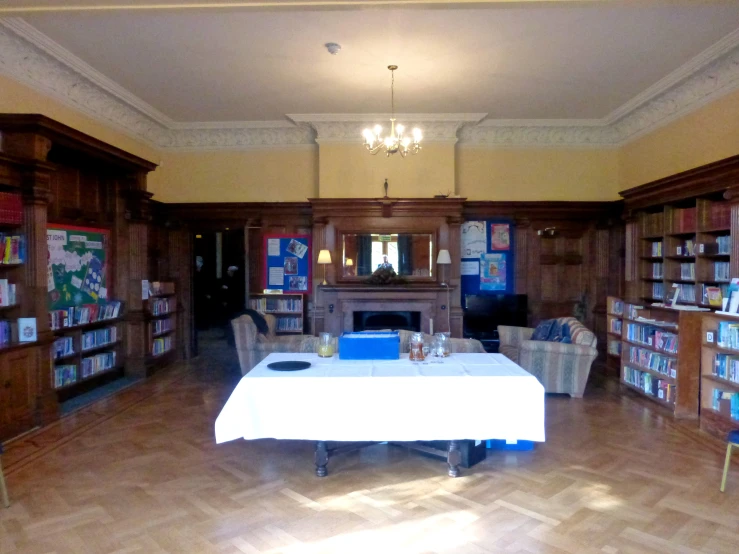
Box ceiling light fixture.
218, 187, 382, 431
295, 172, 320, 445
362, 65, 421, 158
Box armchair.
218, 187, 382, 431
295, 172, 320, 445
498, 317, 597, 398
231, 313, 317, 375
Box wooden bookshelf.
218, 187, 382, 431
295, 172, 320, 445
50, 309, 124, 399
699, 312, 739, 439
249, 292, 306, 334
631, 196, 732, 310
146, 282, 178, 362
619, 302, 702, 418
606, 296, 623, 371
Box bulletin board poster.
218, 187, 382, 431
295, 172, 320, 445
460, 219, 515, 299
263, 234, 312, 293
47, 225, 110, 310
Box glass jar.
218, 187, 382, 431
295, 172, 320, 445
433, 332, 451, 357
318, 332, 335, 357
409, 332, 426, 361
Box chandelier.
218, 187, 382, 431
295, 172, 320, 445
362, 65, 422, 157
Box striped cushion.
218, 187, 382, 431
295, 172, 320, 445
557, 317, 596, 347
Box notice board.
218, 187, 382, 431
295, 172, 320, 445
47, 224, 110, 310
263, 234, 312, 292
460, 219, 515, 298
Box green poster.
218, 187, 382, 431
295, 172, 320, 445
47, 225, 109, 310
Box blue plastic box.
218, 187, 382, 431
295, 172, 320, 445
486, 439, 535, 451
338, 331, 400, 360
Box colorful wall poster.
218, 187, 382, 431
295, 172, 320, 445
491, 223, 510, 250
461, 221, 487, 258
47, 225, 109, 310
480, 253, 507, 291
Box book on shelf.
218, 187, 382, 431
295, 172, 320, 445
53, 336, 74, 359
17, 317, 36, 342
625, 323, 678, 353
152, 335, 173, 355
0, 279, 16, 306
709, 203, 731, 230
652, 263, 663, 278
0, 233, 25, 264
153, 318, 173, 335
0, 191, 23, 225
675, 239, 695, 257
149, 298, 172, 316
703, 285, 723, 307
54, 365, 77, 388
608, 340, 621, 356
0, 320, 15, 346
679, 263, 695, 280
671, 207, 696, 233
628, 345, 677, 378
713, 353, 739, 384
276, 316, 303, 332
624, 365, 676, 402
712, 389, 739, 420
717, 321, 739, 349
49, 301, 122, 330
644, 212, 664, 237
149, 281, 175, 296
651, 241, 663, 257
609, 298, 624, 315
714, 261, 730, 281
81, 351, 116, 378
609, 318, 622, 334
249, 295, 303, 313
651, 282, 664, 300
81, 327, 117, 351
626, 303, 643, 320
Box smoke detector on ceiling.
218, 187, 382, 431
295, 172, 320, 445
325, 43, 342, 55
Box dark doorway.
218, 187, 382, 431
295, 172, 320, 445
354, 311, 421, 332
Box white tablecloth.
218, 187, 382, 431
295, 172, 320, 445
215, 353, 545, 443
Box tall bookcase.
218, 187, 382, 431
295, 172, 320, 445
634, 198, 731, 309
146, 281, 178, 364
249, 292, 305, 334
606, 296, 623, 371
619, 302, 702, 418
699, 312, 739, 439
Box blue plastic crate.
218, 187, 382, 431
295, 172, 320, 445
339, 331, 400, 360
486, 439, 535, 451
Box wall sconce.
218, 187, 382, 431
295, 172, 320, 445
436, 249, 452, 286
537, 227, 557, 236
317, 249, 332, 285
344, 257, 354, 276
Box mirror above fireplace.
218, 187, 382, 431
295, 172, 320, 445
341, 233, 434, 279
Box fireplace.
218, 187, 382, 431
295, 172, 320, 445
354, 310, 421, 332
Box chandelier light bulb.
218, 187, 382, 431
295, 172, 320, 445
362, 65, 422, 158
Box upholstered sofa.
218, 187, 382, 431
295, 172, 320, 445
232, 313, 318, 374
232, 313, 486, 375
498, 316, 598, 398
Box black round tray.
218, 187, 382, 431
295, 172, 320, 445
267, 361, 311, 371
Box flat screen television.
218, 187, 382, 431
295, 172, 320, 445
463, 294, 528, 341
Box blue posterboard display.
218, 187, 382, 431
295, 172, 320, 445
263, 234, 312, 292
460, 220, 515, 300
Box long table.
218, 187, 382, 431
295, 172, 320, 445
215, 352, 545, 477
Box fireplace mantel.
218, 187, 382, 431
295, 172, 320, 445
316, 283, 462, 337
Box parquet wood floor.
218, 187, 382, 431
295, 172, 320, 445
2, 343, 739, 553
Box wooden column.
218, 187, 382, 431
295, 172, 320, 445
168, 227, 193, 360
123, 188, 153, 378
725, 187, 739, 279
21, 162, 56, 424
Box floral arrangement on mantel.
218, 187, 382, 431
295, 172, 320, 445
364, 267, 407, 286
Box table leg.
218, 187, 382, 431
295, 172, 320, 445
447, 440, 461, 478
315, 441, 329, 477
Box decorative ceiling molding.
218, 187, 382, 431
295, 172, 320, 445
1, 16, 739, 150
288, 114, 486, 144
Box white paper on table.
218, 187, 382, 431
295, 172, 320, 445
267, 238, 281, 257
460, 261, 479, 276
268, 267, 284, 286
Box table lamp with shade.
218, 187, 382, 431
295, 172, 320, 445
317, 249, 332, 285
344, 257, 354, 276
436, 249, 452, 286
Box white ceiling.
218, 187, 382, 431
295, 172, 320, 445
14, 2, 739, 124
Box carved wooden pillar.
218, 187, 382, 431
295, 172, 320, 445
514, 217, 530, 299
623, 214, 639, 300
447, 215, 463, 338
20, 162, 57, 424
312, 216, 328, 335
724, 187, 739, 279
123, 188, 153, 378
168, 227, 193, 360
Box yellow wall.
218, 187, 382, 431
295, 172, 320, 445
457, 147, 620, 201
0, 73, 159, 164
619, 88, 739, 191
318, 143, 455, 198
149, 148, 318, 203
